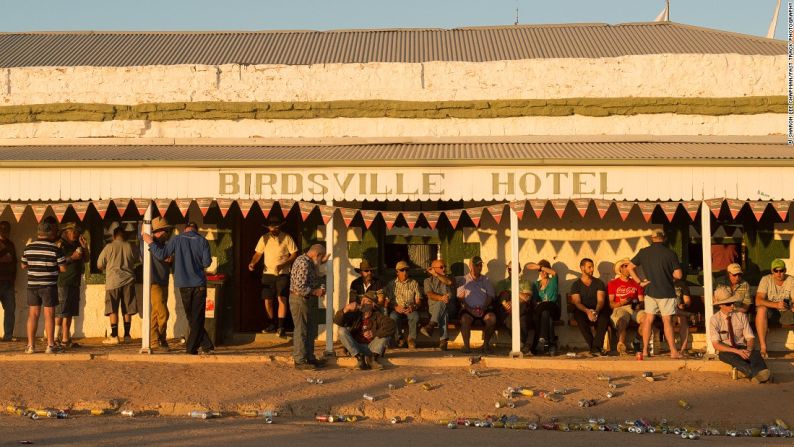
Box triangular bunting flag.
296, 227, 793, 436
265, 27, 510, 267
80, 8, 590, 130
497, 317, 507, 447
237, 199, 255, 219
771, 201, 791, 221
682, 201, 700, 221
593, 199, 612, 219
423, 211, 441, 229
485, 204, 505, 224
317, 204, 336, 225
195, 198, 213, 216
257, 199, 275, 219
637, 202, 656, 223
381, 211, 400, 230
615, 201, 634, 221
549, 199, 568, 218
132, 198, 150, 216
466, 207, 484, 227
725, 199, 745, 219
278, 199, 296, 218
509, 200, 527, 220
659, 202, 680, 222
705, 198, 724, 218
215, 199, 234, 218
529, 199, 547, 218
402, 211, 420, 230
360, 210, 379, 229
70, 202, 89, 221
175, 199, 193, 217
298, 202, 317, 221
572, 198, 590, 218
51, 203, 70, 222
92, 200, 111, 219
154, 199, 172, 217
112, 198, 131, 216
444, 209, 463, 228
10, 204, 27, 222
748, 201, 769, 221
340, 208, 359, 227
31, 204, 49, 222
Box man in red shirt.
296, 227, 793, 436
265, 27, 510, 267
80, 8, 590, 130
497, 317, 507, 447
608, 258, 645, 355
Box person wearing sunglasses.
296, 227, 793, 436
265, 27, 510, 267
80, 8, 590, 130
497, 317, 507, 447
754, 258, 794, 359
383, 261, 422, 349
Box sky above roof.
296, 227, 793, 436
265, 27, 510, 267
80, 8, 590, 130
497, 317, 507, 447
0, 0, 789, 40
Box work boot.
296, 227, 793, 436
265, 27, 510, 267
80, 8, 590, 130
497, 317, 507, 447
407, 338, 416, 349
355, 354, 371, 370
420, 322, 436, 338
371, 354, 387, 370
753, 369, 771, 383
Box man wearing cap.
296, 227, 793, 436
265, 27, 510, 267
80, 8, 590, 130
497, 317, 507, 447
97, 226, 140, 345
608, 258, 645, 355
55, 222, 87, 348
348, 259, 385, 310
334, 294, 395, 370
143, 221, 214, 355
456, 256, 497, 354
248, 215, 298, 338
21, 220, 66, 354
628, 229, 684, 359
289, 244, 329, 369
0, 221, 17, 342
710, 286, 771, 383
754, 258, 794, 358
148, 217, 174, 350
570, 258, 611, 356
384, 261, 422, 349
422, 259, 456, 351
716, 263, 751, 314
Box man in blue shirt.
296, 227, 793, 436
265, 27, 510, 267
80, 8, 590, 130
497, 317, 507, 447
143, 221, 213, 355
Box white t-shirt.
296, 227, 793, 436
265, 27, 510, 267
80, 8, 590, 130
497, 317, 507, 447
254, 232, 298, 275
757, 274, 794, 302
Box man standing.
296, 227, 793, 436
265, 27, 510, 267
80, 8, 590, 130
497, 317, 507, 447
149, 217, 173, 350
334, 294, 395, 370
348, 259, 385, 309
144, 221, 214, 355
456, 256, 497, 354
628, 229, 684, 359
754, 258, 794, 358
384, 261, 422, 349
570, 258, 611, 356
710, 286, 771, 383
289, 244, 329, 370
608, 258, 644, 355
21, 220, 66, 354
97, 227, 140, 345
422, 259, 456, 351
0, 221, 17, 341
55, 223, 87, 348
248, 216, 298, 338
715, 263, 751, 313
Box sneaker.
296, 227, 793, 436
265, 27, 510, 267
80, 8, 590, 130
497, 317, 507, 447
420, 323, 436, 338
24, 345, 34, 354
589, 348, 602, 357
45, 345, 63, 354
123, 335, 133, 344
262, 324, 277, 334
102, 336, 120, 345
753, 369, 771, 383
198, 348, 215, 356
438, 339, 448, 351
407, 338, 416, 349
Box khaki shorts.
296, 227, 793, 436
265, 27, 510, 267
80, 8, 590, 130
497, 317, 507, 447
644, 296, 677, 317
611, 305, 645, 327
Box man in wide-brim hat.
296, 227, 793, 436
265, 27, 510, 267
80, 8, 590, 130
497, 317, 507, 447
709, 286, 771, 383
148, 217, 174, 350
349, 259, 385, 310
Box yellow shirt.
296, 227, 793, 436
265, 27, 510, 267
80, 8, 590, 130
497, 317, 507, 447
254, 232, 298, 275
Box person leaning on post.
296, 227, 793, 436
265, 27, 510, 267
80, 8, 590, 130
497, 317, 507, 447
334, 293, 395, 370
289, 243, 330, 370
148, 217, 174, 350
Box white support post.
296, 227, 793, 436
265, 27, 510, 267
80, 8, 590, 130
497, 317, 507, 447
140, 203, 152, 354
700, 201, 715, 354
509, 206, 521, 357
324, 200, 335, 357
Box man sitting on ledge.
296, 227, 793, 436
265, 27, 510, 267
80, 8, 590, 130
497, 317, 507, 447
334, 293, 395, 370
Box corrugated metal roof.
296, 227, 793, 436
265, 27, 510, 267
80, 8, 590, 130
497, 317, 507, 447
0, 22, 785, 67
0, 142, 790, 165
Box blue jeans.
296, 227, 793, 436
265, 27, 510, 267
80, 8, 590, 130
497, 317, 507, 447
0, 283, 15, 340
389, 310, 419, 341
290, 293, 319, 363
338, 327, 389, 357
428, 299, 452, 340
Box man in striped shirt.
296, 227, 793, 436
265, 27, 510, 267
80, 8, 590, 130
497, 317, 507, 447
21, 220, 66, 354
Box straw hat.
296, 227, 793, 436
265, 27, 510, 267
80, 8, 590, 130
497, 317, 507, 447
151, 217, 173, 232
613, 258, 631, 275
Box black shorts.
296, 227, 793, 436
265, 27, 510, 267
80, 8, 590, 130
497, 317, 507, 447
56, 286, 81, 317
105, 283, 138, 316
261, 274, 290, 300
27, 286, 58, 307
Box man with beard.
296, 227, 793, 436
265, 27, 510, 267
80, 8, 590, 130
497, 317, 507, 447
289, 244, 330, 370
334, 294, 395, 370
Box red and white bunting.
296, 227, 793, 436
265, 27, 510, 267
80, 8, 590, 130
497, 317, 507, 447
402, 211, 420, 230
154, 199, 172, 217
298, 202, 317, 221
423, 211, 441, 229
10, 204, 27, 222
215, 198, 234, 218
360, 210, 379, 229
682, 201, 700, 221
659, 202, 680, 222
593, 199, 612, 219
637, 202, 656, 223
175, 199, 193, 217
112, 198, 131, 215
278, 199, 296, 218
340, 208, 359, 227
51, 203, 70, 222
725, 199, 744, 219
748, 201, 769, 221
257, 199, 275, 218
70, 202, 90, 221
195, 198, 213, 216
237, 199, 255, 219
318, 204, 336, 225
485, 204, 505, 224
528, 199, 547, 218
615, 201, 634, 221
92, 200, 111, 219
381, 211, 400, 230
466, 207, 484, 227
509, 200, 527, 220
572, 198, 590, 218
132, 198, 150, 216
705, 198, 724, 218
31, 204, 49, 222
771, 201, 791, 221
549, 199, 568, 218
445, 210, 463, 228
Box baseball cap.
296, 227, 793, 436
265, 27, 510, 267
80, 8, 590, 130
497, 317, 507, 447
726, 263, 743, 275
395, 260, 410, 270
771, 259, 786, 271
471, 256, 484, 265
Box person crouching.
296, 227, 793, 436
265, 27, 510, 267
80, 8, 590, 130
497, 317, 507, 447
334, 293, 395, 370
